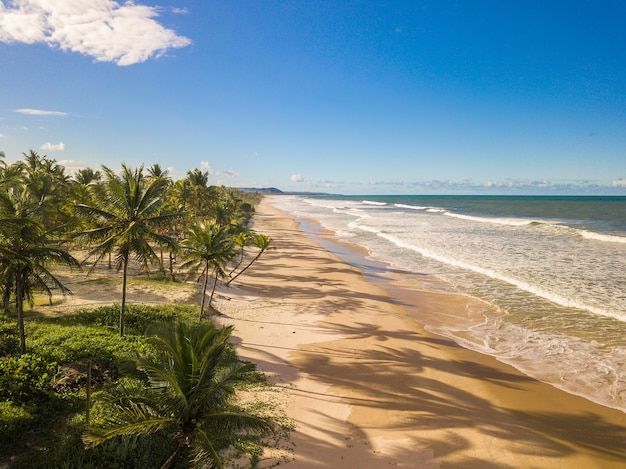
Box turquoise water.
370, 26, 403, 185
273, 195, 626, 413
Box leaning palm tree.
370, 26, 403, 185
75, 164, 181, 336
179, 222, 235, 318
228, 231, 250, 277
83, 321, 272, 469
0, 187, 79, 353
225, 234, 273, 287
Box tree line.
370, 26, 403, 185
0, 150, 273, 352
0, 150, 282, 468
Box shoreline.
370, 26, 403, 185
215, 197, 626, 468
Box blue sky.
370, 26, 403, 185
1, 1, 626, 195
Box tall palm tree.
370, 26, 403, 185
74, 167, 103, 186
70, 167, 103, 210
75, 164, 181, 336
147, 163, 170, 180
0, 187, 79, 353
18, 151, 72, 231
83, 321, 272, 469
225, 234, 273, 287
179, 222, 235, 318
185, 168, 211, 218
0, 161, 25, 192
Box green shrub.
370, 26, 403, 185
0, 321, 20, 356
28, 324, 145, 363
9, 426, 179, 469
0, 354, 58, 404
68, 304, 199, 335
0, 401, 35, 439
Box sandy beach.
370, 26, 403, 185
214, 197, 626, 468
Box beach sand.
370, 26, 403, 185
214, 197, 626, 468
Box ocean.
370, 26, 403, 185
271, 195, 626, 414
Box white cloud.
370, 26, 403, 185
40, 141, 65, 151
200, 161, 213, 174
291, 174, 303, 182
0, 133, 4, 139
58, 159, 85, 173
0, 0, 191, 66
14, 108, 68, 116
613, 179, 626, 187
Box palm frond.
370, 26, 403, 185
192, 427, 224, 469
83, 415, 176, 448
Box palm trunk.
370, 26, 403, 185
16, 273, 26, 354
160, 438, 187, 469
207, 268, 219, 312
226, 249, 264, 286
199, 261, 209, 319
228, 247, 245, 277
3, 281, 11, 314
169, 251, 176, 282
120, 255, 129, 336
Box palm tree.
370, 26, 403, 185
228, 231, 250, 277
179, 222, 235, 318
70, 167, 103, 211
83, 321, 272, 469
225, 234, 273, 287
147, 163, 170, 180
74, 167, 103, 186
0, 162, 25, 191
18, 151, 72, 231
0, 187, 79, 353
75, 164, 181, 336
185, 168, 211, 218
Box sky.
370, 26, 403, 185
1, 0, 626, 195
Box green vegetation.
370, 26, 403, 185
84, 321, 274, 469
75, 164, 181, 336
180, 222, 236, 318
0, 151, 288, 468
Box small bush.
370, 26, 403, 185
69, 304, 200, 335
0, 321, 20, 356
28, 324, 144, 363
0, 354, 58, 404
0, 401, 35, 439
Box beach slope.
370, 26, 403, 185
215, 198, 626, 468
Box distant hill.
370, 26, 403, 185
237, 187, 331, 196
238, 187, 284, 194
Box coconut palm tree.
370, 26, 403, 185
228, 231, 250, 277
185, 168, 212, 218
18, 151, 72, 231
225, 234, 273, 287
147, 163, 170, 180
0, 186, 79, 353
83, 321, 272, 469
75, 164, 181, 336
179, 222, 235, 318
74, 167, 103, 186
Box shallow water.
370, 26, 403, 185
272, 195, 626, 414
